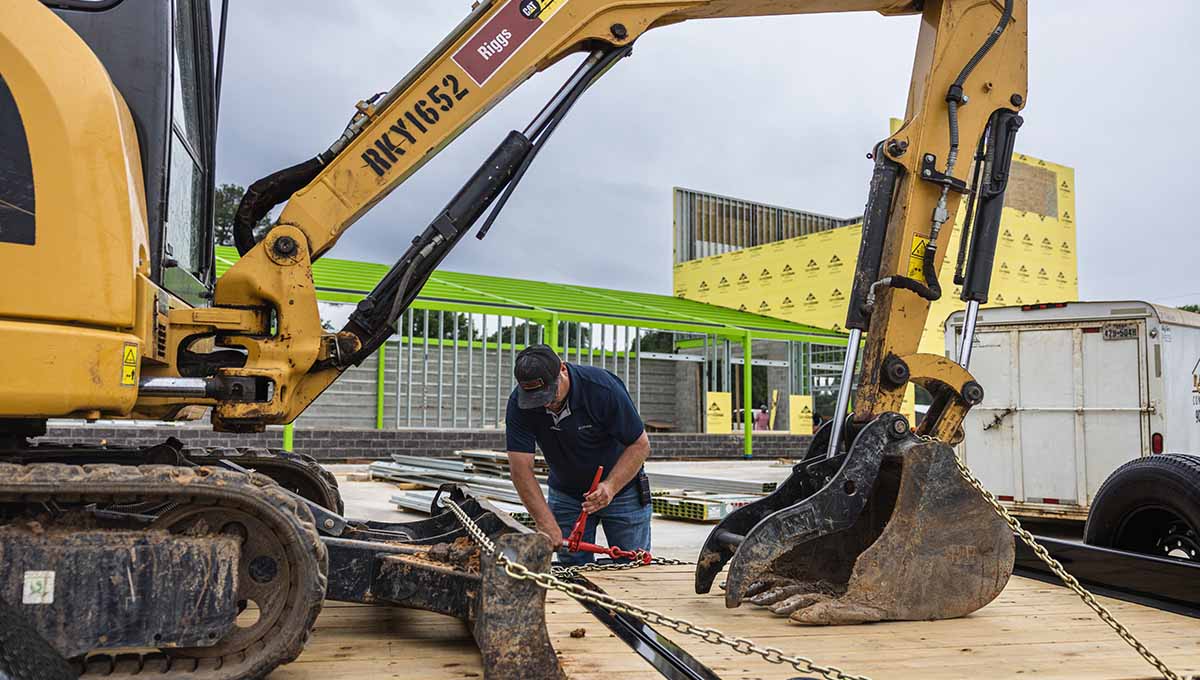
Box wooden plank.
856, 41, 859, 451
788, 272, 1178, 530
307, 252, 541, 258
277, 568, 1200, 680
575, 569, 1200, 680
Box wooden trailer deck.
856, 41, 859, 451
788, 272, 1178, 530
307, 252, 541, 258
275, 564, 1199, 679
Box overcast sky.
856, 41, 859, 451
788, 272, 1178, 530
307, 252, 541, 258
214, 1, 1200, 309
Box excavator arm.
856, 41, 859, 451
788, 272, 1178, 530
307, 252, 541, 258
151, 0, 1026, 440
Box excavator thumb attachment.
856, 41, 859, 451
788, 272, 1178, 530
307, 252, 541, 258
695, 414, 1012, 624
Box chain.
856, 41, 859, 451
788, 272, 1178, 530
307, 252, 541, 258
446, 497, 498, 554
931, 435, 1185, 680
440, 498, 870, 680
444, 452, 1193, 680
551, 555, 691, 578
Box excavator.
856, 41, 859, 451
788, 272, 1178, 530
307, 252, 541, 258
0, 0, 1027, 677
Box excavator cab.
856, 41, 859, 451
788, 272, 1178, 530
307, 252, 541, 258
48, 0, 219, 307
1, 0, 221, 424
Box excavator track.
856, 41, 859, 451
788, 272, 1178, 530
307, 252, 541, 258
0, 463, 327, 680
0, 439, 343, 514
182, 447, 343, 514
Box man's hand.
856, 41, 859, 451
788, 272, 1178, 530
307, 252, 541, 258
583, 481, 615, 514
537, 521, 564, 547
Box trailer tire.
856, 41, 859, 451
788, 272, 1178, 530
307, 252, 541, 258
0, 600, 76, 680
1084, 453, 1200, 562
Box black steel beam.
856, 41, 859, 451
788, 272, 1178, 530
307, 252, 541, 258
1016, 535, 1200, 619
571, 573, 722, 680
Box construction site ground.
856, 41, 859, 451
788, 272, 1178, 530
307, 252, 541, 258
281, 463, 1200, 680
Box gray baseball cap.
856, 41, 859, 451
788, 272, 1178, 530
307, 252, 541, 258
514, 344, 562, 409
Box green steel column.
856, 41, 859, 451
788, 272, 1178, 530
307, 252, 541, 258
546, 313, 560, 353
283, 423, 294, 452
742, 332, 753, 459
375, 344, 386, 430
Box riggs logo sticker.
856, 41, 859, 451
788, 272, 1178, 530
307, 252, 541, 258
453, 0, 569, 86
476, 29, 514, 62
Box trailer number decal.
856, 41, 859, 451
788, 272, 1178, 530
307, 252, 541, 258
452, 0, 569, 87
1101, 322, 1138, 341
23, 571, 55, 605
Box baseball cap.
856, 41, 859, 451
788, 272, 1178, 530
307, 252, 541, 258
514, 344, 562, 409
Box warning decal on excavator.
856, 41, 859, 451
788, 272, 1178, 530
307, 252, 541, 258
453, 0, 570, 86
908, 234, 930, 283
121, 343, 138, 386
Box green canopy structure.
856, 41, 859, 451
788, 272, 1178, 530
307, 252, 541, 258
216, 246, 845, 345
216, 246, 846, 455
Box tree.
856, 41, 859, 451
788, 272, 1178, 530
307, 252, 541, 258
487, 321, 542, 345
398, 309, 477, 340
214, 183, 275, 247
1181, 304, 1200, 314
629, 330, 674, 353
555, 322, 591, 349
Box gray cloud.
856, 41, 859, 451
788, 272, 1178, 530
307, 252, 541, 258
215, 1, 1200, 308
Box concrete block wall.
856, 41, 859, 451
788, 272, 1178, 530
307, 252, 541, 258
40, 424, 811, 463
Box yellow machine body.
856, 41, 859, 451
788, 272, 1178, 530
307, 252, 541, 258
0, 1, 157, 420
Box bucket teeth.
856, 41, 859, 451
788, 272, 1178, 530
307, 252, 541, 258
747, 582, 806, 606
787, 598, 888, 625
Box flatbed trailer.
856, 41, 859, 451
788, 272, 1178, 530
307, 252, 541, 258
276, 564, 1200, 680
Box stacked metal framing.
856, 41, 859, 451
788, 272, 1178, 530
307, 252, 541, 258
672, 187, 860, 264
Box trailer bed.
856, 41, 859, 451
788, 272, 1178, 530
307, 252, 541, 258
276, 564, 1199, 679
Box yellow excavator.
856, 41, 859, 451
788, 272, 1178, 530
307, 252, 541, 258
0, 0, 1026, 677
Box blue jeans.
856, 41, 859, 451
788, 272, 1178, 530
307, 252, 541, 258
549, 484, 652, 566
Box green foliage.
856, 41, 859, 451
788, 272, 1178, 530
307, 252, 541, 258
214, 183, 275, 247
399, 309, 477, 340
556, 322, 591, 349
488, 321, 542, 345
1180, 304, 1200, 314
630, 330, 674, 353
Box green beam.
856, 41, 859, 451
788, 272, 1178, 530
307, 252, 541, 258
545, 313, 560, 352
375, 344, 386, 430
282, 423, 294, 451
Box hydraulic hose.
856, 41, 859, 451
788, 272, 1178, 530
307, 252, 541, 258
944, 0, 1015, 178
233, 155, 329, 256
895, 0, 1014, 306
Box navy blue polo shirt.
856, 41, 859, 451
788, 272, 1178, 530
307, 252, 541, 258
506, 363, 646, 498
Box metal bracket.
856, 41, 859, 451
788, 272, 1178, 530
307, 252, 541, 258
919, 153, 968, 194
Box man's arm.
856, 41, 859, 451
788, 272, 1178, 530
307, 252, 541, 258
583, 431, 649, 513
508, 451, 562, 545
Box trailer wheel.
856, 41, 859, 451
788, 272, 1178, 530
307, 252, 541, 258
1084, 453, 1200, 562
0, 600, 76, 680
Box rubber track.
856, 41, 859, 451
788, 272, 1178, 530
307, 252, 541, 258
183, 447, 343, 514
0, 443, 343, 515
0, 599, 77, 680
0, 464, 327, 680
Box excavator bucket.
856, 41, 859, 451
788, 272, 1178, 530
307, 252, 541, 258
695, 414, 1013, 624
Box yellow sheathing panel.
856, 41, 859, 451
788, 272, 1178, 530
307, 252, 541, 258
674, 155, 1078, 358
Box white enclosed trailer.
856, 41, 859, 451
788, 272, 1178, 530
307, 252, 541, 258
944, 301, 1200, 522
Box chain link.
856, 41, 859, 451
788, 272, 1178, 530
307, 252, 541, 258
551, 555, 691, 579
440, 498, 870, 680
